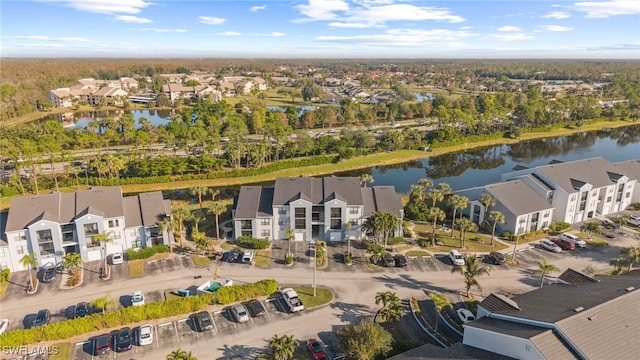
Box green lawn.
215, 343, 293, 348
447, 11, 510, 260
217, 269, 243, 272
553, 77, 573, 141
412, 222, 508, 253
405, 250, 431, 256
293, 286, 333, 309
48, 342, 72, 360
190, 254, 213, 267
254, 250, 272, 268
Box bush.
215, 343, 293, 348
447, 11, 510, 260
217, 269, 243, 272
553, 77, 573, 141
550, 222, 571, 232
127, 244, 170, 260
236, 236, 271, 250
285, 254, 294, 265
502, 231, 512, 240
0, 279, 277, 347
0, 269, 10, 283
388, 237, 405, 245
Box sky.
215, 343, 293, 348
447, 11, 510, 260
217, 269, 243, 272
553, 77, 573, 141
1, 0, 639, 59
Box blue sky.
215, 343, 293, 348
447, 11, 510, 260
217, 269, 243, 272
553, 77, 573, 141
1, 0, 639, 58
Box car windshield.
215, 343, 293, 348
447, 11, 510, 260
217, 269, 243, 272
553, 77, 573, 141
200, 314, 211, 325
141, 331, 150, 339
119, 332, 130, 342
311, 342, 322, 352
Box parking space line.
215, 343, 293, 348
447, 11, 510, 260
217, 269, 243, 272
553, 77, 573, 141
173, 321, 179, 344
211, 313, 219, 334
263, 300, 272, 320
155, 325, 159, 349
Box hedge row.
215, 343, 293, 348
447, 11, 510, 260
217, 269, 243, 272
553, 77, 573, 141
236, 236, 271, 250
126, 244, 170, 260
0, 279, 278, 347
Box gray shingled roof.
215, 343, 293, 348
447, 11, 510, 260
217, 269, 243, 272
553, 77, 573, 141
387, 343, 514, 360
530, 330, 579, 359
272, 177, 363, 206
137, 191, 167, 226
361, 186, 403, 217
234, 186, 273, 218
536, 157, 623, 192
479, 294, 520, 313
557, 268, 598, 285
466, 317, 548, 339
122, 196, 143, 227
485, 180, 553, 215
612, 159, 640, 180
76, 187, 124, 219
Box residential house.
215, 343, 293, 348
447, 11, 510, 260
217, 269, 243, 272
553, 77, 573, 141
463, 269, 640, 360
253, 77, 268, 91
159, 73, 186, 83
236, 80, 254, 95
232, 177, 403, 242
162, 84, 222, 104
90, 87, 129, 106
2, 187, 172, 272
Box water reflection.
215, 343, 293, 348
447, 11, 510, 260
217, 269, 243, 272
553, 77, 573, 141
47, 109, 171, 129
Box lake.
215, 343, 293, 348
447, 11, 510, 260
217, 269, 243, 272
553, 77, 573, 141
49, 109, 172, 129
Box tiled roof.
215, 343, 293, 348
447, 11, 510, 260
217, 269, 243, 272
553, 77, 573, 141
557, 268, 598, 285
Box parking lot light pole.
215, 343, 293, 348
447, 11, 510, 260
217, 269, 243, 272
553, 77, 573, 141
311, 242, 317, 296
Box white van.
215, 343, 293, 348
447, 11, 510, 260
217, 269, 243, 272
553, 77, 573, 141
561, 233, 586, 248
448, 250, 465, 266
242, 250, 255, 264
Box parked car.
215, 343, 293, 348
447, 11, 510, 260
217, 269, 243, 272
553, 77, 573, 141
540, 239, 562, 253
230, 304, 250, 323
626, 214, 640, 226
131, 291, 145, 306
381, 253, 395, 267
111, 252, 124, 265
225, 249, 241, 263
33, 309, 50, 327
42, 264, 57, 283
246, 299, 266, 317
448, 249, 465, 266
602, 218, 620, 229
394, 254, 408, 267
75, 302, 89, 318
551, 237, 575, 250
138, 324, 153, 346
114, 327, 132, 352
0, 319, 9, 335
94, 334, 111, 355
457, 308, 476, 323
306, 338, 327, 360
193, 311, 213, 332
242, 250, 255, 264
561, 233, 586, 248
487, 251, 506, 265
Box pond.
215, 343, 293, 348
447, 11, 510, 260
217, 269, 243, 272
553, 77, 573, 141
48, 109, 172, 129
267, 105, 316, 117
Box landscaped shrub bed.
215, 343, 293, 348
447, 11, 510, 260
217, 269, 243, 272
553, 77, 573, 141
0, 279, 278, 347
236, 236, 271, 250
127, 244, 170, 260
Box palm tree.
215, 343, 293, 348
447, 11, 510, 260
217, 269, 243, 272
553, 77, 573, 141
457, 218, 477, 249
166, 348, 198, 360
91, 294, 117, 314
375, 291, 399, 308
426, 188, 445, 208
428, 292, 452, 333
479, 193, 496, 217
191, 211, 204, 234
20, 252, 38, 291
93, 232, 113, 279
533, 257, 560, 287
269, 334, 297, 360
620, 247, 640, 272
158, 217, 177, 252
172, 208, 190, 247
208, 202, 226, 240
360, 173, 374, 187
285, 228, 294, 259
62, 252, 83, 276
451, 254, 491, 297
190, 185, 209, 210
449, 194, 469, 238
488, 211, 505, 246
345, 221, 352, 256
379, 301, 404, 323
580, 221, 601, 238
426, 207, 446, 246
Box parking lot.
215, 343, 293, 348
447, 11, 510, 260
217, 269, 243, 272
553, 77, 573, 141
69, 297, 300, 359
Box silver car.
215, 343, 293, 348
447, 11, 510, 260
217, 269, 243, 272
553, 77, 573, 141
540, 239, 562, 253
230, 304, 250, 323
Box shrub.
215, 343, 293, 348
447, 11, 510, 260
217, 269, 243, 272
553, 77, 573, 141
0, 268, 10, 283
127, 244, 170, 260
236, 236, 271, 250
388, 237, 405, 245
0, 279, 277, 347
285, 254, 294, 265
502, 231, 512, 240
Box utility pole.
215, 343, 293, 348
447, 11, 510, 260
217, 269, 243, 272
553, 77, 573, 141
310, 241, 317, 296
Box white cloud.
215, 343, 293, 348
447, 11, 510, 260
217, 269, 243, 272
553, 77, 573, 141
218, 31, 242, 36
127, 28, 188, 33
539, 25, 574, 31
573, 0, 640, 18
328, 22, 384, 28
198, 16, 226, 25
489, 33, 534, 41
15, 43, 65, 48
315, 28, 476, 45
250, 5, 267, 12
542, 11, 571, 19
253, 32, 286, 37
497, 26, 523, 32
113, 15, 152, 23
39, 0, 153, 14
295, 0, 350, 22
8, 35, 92, 42
346, 4, 465, 24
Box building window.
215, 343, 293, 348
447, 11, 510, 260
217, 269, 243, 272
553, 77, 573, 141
579, 191, 588, 211
295, 208, 306, 230
543, 211, 550, 218
606, 196, 612, 202
108, 219, 119, 228
349, 207, 358, 215
131, 239, 142, 249
616, 186, 624, 202
16, 245, 26, 255
278, 219, 287, 226
278, 208, 287, 215
240, 220, 252, 230
37, 229, 55, 255
519, 217, 526, 224
260, 219, 270, 226
18, 234, 27, 241
626, 192, 631, 198
112, 232, 121, 240
330, 208, 342, 230
260, 230, 270, 238
88, 236, 101, 248
84, 223, 99, 236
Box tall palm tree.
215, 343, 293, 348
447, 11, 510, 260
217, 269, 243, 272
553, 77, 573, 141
345, 221, 352, 256
426, 188, 445, 208
190, 185, 209, 210
533, 257, 560, 287
379, 301, 404, 323
158, 217, 177, 251
20, 252, 38, 290
426, 207, 446, 246
457, 218, 477, 249
208, 202, 226, 240
285, 228, 295, 258
62, 252, 83, 276
488, 210, 505, 246
620, 247, 640, 272
375, 291, 399, 308
93, 232, 113, 279
172, 208, 190, 246
269, 334, 297, 360
580, 221, 601, 238
480, 193, 495, 215
359, 173, 374, 187
191, 211, 204, 234
166, 348, 198, 360
449, 194, 469, 238
428, 292, 452, 333
451, 254, 491, 297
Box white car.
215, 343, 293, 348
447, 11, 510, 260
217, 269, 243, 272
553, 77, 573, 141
540, 239, 562, 253
112, 252, 124, 265
448, 250, 465, 266
457, 308, 476, 323
138, 324, 153, 346
230, 304, 250, 323
0, 319, 8, 335
627, 214, 640, 226
132, 291, 145, 306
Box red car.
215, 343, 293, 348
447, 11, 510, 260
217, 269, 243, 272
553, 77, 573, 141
550, 237, 575, 250
306, 339, 326, 360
